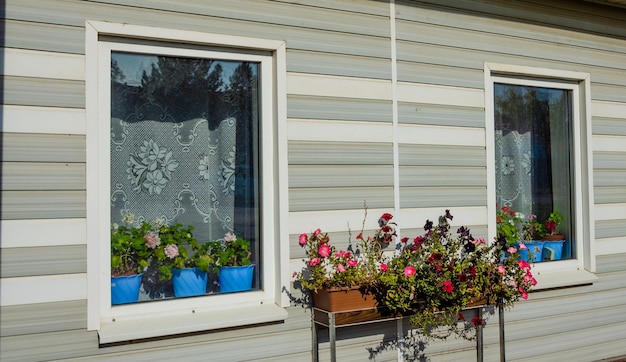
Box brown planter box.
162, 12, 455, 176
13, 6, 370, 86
312, 287, 377, 312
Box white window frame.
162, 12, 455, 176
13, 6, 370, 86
485, 63, 597, 290
85, 21, 289, 343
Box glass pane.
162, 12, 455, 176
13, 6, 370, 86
110, 51, 260, 301
494, 83, 574, 261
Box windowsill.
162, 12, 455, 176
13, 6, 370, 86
532, 267, 598, 290
98, 303, 288, 344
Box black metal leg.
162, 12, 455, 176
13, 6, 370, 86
499, 306, 505, 362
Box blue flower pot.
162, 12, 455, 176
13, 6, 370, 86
111, 273, 143, 305
219, 265, 254, 293
172, 267, 208, 297
519, 241, 545, 263
543, 240, 565, 260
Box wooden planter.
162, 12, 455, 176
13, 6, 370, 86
542, 234, 565, 241
312, 287, 377, 312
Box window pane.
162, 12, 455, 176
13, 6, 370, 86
494, 83, 574, 261
111, 51, 260, 301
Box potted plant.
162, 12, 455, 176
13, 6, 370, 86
110, 214, 158, 304
294, 211, 390, 312
497, 205, 543, 262
215, 232, 255, 293
154, 224, 215, 297
541, 210, 566, 260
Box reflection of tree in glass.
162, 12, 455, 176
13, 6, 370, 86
112, 55, 259, 132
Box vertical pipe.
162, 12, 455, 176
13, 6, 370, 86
476, 308, 484, 362
311, 309, 318, 362
329, 313, 336, 362
499, 306, 506, 362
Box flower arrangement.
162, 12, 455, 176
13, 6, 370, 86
215, 232, 252, 267
295, 209, 537, 339
294, 211, 389, 292
110, 213, 157, 276
153, 223, 216, 280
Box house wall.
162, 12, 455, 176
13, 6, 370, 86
1, 0, 625, 361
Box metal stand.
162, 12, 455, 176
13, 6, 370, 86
312, 305, 501, 362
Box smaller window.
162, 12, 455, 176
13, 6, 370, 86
485, 63, 597, 290
494, 83, 574, 261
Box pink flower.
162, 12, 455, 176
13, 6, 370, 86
164, 244, 179, 259
144, 233, 161, 249
473, 237, 486, 245
224, 232, 237, 242
518, 243, 527, 250
519, 286, 528, 300
403, 266, 416, 277
347, 259, 358, 267
313, 228, 321, 236
442, 281, 454, 293
318, 244, 331, 258
309, 257, 321, 266
337, 264, 346, 273
497, 265, 506, 275
298, 233, 308, 246
356, 232, 363, 240
517, 260, 530, 270
507, 246, 518, 253
379, 263, 388, 272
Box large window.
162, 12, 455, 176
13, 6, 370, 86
86, 21, 288, 342
485, 63, 597, 289
111, 52, 261, 300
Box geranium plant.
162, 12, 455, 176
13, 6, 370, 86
111, 213, 157, 276
544, 210, 563, 236
154, 223, 216, 280
216, 232, 252, 267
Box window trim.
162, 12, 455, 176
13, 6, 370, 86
484, 63, 597, 290
85, 21, 289, 341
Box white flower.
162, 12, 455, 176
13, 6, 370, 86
224, 232, 237, 242
164, 244, 179, 259
121, 213, 135, 225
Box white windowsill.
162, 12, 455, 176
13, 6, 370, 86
532, 268, 598, 290
98, 303, 288, 344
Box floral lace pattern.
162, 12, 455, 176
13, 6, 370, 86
126, 139, 179, 195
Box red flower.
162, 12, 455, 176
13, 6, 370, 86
471, 316, 483, 326
356, 232, 363, 240
380, 263, 388, 272
414, 236, 425, 245
442, 281, 454, 293
347, 259, 358, 267
401, 237, 409, 243
380, 213, 393, 221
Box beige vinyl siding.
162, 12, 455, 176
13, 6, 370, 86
1, 0, 626, 361
0, 246, 86, 278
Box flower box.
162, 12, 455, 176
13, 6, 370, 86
312, 287, 377, 312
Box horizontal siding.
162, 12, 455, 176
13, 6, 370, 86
596, 253, 626, 273
289, 187, 395, 212
399, 144, 486, 167
0, 300, 86, 337
399, 186, 487, 208
2, 105, 86, 135
289, 165, 394, 188
3, 75, 85, 108
2, 133, 86, 163
1, 191, 86, 220
594, 169, 626, 187
288, 141, 393, 165
6, 0, 391, 58
0, 307, 313, 361
595, 219, 626, 239
1, 245, 86, 278
2, 162, 85, 191
593, 117, 626, 136
400, 166, 486, 187
398, 102, 485, 128
287, 50, 392, 80
593, 151, 626, 169
1, 218, 86, 248
287, 95, 392, 122
594, 186, 626, 204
